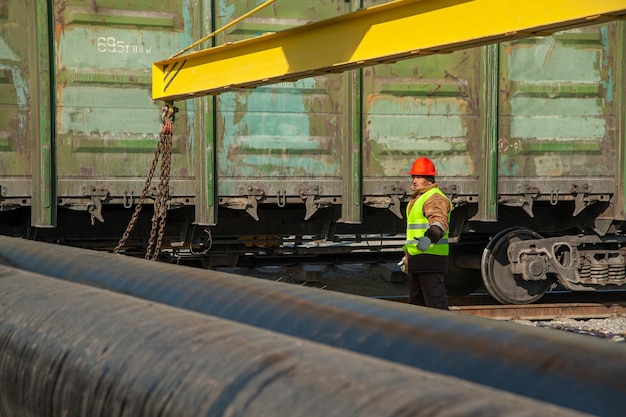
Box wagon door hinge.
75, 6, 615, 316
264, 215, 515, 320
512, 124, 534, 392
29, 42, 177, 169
439, 184, 458, 207
520, 184, 539, 218
365, 185, 407, 219
239, 185, 265, 221
376, 185, 406, 219
0, 184, 7, 210
388, 194, 403, 219
571, 183, 591, 216
300, 186, 322, 221
80, 185, 109, 225
276, 189, 287, 208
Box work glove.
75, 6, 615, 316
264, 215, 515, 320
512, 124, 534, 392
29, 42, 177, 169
417, 236, 432, 252
397, 257, 407, 274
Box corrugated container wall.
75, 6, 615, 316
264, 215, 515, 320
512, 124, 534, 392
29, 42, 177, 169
497, 23, 621, 221
0, 1, 48, 228
52, 0, 199, 225
362, 0, 483, 221
213, 0, 355, 225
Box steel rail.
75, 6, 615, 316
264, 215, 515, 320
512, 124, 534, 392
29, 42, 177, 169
451, 302, 626, 321
0, 236, 625, 416
383, 293, 626, 320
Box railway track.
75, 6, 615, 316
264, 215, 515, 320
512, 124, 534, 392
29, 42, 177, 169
380, 292, 626, 343
378, 291, 626, 321
453, 291, 626, 320
212, 261, 626, 321
451, 301, 626, 321
209, 261, 626, 323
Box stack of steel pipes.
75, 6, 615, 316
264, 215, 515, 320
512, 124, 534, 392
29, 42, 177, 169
0, 236, 624, 416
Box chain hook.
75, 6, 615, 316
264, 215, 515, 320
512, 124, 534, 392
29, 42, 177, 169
161, 101, 179, 125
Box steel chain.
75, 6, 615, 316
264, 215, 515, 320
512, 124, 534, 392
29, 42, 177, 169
114, 104, 176, 258
146, 126, 173, 260
154, 135, 173, 259
113, 134, 164, 254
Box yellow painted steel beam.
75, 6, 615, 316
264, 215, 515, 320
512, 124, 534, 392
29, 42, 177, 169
152, 0, 626, 101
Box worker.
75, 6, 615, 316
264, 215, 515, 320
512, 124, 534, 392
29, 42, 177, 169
400, 157, 452, 310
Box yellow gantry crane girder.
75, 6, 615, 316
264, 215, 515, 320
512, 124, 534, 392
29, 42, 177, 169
152, 0, 626, 101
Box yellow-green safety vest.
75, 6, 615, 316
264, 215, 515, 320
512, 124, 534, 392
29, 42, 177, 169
404, 188, 450, 256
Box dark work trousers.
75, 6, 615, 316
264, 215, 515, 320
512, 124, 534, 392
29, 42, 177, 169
409, 271, 449, 310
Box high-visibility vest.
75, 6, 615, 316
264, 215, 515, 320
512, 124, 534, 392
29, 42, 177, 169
405, 188, 450, 256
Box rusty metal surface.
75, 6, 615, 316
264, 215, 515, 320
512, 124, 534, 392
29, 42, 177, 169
362, 19, 621, 202
497, 23, 619, 202
0, 264, 588, 417
152, 0, 626, 100
0, 1, 37, 198
362, 0, 481, 182
498, 24, 616, 178
52, 0, 196, 200
215, 0, 350, 200
0, 236, 624, 416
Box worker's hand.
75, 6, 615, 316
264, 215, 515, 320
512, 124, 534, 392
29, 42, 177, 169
397, 257, 407, 274
417, 236, 432, 252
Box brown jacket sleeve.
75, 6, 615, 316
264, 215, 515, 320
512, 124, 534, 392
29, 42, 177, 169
422, 193, 451, 242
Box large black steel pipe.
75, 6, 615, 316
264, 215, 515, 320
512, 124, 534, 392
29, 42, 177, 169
0, 264, 585, 417
0, 236, 625, 416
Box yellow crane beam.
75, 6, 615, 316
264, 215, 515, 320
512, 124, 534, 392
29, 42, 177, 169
152, 0, 626, 101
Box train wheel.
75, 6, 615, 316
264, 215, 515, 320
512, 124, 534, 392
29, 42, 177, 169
480, 228, 554, 304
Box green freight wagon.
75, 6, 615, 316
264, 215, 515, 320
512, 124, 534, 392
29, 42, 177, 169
1, 0, 625, 303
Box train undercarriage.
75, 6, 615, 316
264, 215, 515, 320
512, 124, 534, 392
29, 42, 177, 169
481, 227, 626, 304
2, 194, 625, 305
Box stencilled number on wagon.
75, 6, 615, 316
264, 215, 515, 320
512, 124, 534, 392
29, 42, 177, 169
96, 37, 152, 55
498, 138, 520, 153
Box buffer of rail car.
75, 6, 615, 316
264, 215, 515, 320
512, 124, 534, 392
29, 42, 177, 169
150, 0, 626, 305
1, 236, 626, 416
152, 0, 626, 100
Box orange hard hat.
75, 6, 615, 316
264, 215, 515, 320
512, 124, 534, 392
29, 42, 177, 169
408, 157, 437, 176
